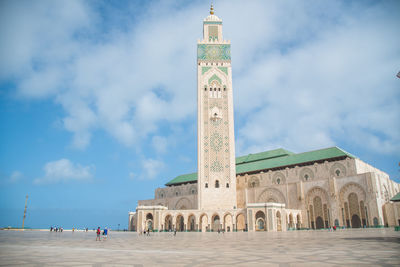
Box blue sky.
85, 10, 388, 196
0, 0, 399, 229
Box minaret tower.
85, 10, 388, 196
197, 5, 237, 210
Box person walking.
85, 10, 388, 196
96, 227, 101, 241
103, 227, 108, 240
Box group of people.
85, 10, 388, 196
50, 227, 90, 232
96, 227, 108, 241
141, 229, 178, 236
50, 226, 63, 232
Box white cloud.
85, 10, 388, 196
152, 136, 168, 154
1, 0, 399, 158
140, 158, 165, 180
9, 171, 22, 183
34, 159, 94, 184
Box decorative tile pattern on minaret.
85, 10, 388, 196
197, 5, 237, 210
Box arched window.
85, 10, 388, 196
226, 183, 229, 188
215, 180, 219, 188
205, 183, 208, 188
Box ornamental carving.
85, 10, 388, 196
248, 176, 260, 188
174, 197, 192, 210
197, 44, 231, 61
210, 160, 223, 172
299, 167, 314, 182
257, 188, 286, 204
189, 186, 197, 195
330, 162, 346, 177
210, 132, 222, 152
306, 187, 329, 206
158, 189, 165, 199
339, 182, 366, 204
272, 172, 285, 185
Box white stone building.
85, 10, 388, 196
128, 6, 400, 232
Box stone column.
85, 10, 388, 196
248, 209, 253, 231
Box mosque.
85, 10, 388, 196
128, 6, 400, 232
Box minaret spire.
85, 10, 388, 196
210, 3, 214, 15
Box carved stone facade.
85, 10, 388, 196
130, 156, 400, 232
128, 7, 400, 232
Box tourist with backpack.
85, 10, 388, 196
96, 227, 101, 241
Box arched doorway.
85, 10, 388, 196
373, 217, 379, 226
176, 215, 184, 231
164, 215, 173, 231
224, 214, 233, 232
276, 211, 282, 231
351, 215, 361, 228
188, 215, 196, 231
296, 214, 301, 229
236, 213, 245, 231
212, 214, 220, 232
146, 213, 153, 231
315, 216, 324, 229
348, 192, 362, 228
255, 211, 265, 231
199, 214, 208, 232
289, 213, 294, 228
313, 196, 324, 229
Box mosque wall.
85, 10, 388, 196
131, 157, 400, 231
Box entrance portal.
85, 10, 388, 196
316, 216, 324, 229
236, 214, 245, 231
351, 214, 361, 228
176, 215, 184, 231
188, 215, 196, 231
212, 215, 220, 232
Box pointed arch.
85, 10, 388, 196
257, 188, 286, 204
174, 197, 192, 210
199, 213, 208, 232
208, 74, 222, 85
223, 212, 233, 232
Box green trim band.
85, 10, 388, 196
204, 21, 222, 25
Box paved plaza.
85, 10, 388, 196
0, 229, 399, 266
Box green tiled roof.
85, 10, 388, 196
235, 148, 294, 165
391, 192, 400, 202
165, 172, 198, 186
166, 147, 355, 186
236, 147, 355, 175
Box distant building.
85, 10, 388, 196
129, 6, 400, 232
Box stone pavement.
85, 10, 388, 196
0, 229, 399, 266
